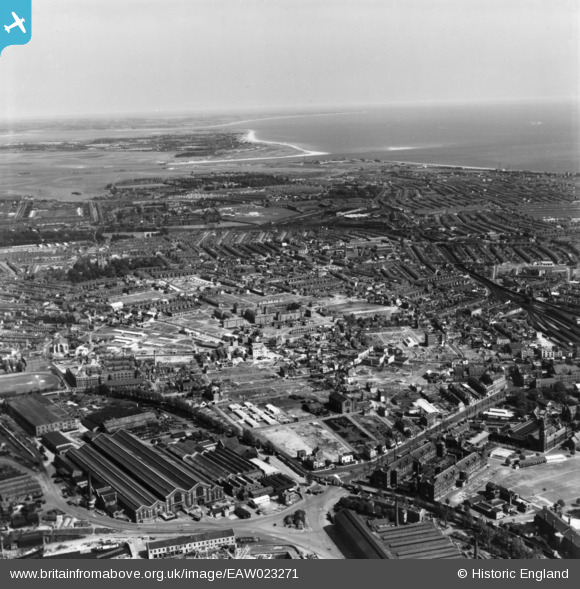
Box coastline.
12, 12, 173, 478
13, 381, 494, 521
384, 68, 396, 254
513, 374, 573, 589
243, 130, 327, 157
167, 129, 564, 174
386, 159, 497, 172
201, 110, 358, 129
169, 129, 328, 167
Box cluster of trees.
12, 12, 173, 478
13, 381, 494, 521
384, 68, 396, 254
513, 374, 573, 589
473, 519, 540, 559
37, 313, 78, 325
171, 173, 291, 191
0, 227, 94, 247
1, 357, 25, 373
511, 391, 538, 418
110, 233, 136, 241
283, 509, 306, 528
540, 384, 570, 404
67, 256, 165, 283
95, 381, 239, 439
511, 384, 576, 419
327, 183, 382, 200
334, 496, 391, 518
433, 504, 541, 559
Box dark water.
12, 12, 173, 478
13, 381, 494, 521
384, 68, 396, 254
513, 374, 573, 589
234, 101, 579, 173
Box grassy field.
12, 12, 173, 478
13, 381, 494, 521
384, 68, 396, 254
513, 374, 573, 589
0, 372, 62, 394
494, 459, 580, 508
219, 205, 299, 224
0, 150, 173, 201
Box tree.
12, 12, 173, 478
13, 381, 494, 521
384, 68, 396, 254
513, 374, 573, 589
553, 381, 566, 394
241, 428, 256, 447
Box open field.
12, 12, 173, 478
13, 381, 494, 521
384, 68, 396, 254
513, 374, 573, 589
219, 205, 299, 224
0, 151, 173, 201
0, 128, 310, 202
262, 421, 351, 462
325, 301, 396, 316
110, 289, 170, 305
0, 372, 63, 394
493, 459, 580, 509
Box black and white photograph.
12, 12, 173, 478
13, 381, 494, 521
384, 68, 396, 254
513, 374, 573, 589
0, 0, 578, 565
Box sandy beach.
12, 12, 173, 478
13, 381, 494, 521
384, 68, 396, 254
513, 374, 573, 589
243, 130, 327, 157
168, 129, 328, 167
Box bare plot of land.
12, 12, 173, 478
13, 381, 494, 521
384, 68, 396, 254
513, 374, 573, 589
262, 421, 350, 462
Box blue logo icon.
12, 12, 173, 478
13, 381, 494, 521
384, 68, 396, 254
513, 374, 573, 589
1, 0, 31, 56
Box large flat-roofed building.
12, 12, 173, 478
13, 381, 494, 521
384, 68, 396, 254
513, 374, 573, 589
147, 529, 235, 559
6, 394, 79, 436
41, 431, 75, 455
66, 429, 224, 522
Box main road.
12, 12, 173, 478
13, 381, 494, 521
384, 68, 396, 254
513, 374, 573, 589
30, 470, 348, 559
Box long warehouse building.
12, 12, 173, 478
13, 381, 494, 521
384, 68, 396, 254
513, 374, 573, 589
67, 429, 224, 522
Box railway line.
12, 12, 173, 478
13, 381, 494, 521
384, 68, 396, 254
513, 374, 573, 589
452, 262, 580, 351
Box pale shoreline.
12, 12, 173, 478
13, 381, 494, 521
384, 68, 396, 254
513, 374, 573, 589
201, 110, 358, 129
167, 129, 558, 174
169, 129, 328, 166
243, 130, 327, 157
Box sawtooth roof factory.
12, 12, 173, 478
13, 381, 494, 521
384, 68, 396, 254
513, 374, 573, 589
66, 429, 224, 523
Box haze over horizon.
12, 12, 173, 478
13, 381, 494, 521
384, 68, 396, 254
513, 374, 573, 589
0, 0, 578, 120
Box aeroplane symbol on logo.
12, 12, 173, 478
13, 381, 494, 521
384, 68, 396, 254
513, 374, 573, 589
0, 1, 32, 56
4, 11, 26, 33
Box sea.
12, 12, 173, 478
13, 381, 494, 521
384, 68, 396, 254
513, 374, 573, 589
230, 101, 579, 174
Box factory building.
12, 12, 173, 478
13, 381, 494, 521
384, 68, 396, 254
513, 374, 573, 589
66, 429, 224, 522
6, 394, 79, 436
41, 431, 75, 455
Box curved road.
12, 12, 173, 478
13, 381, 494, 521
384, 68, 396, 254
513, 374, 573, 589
19, 464, 348, 559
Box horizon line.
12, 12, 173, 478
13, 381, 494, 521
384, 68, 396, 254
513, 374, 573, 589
0, 96, 577, 124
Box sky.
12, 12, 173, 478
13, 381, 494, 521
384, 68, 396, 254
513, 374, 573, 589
0, 0, 578, 119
